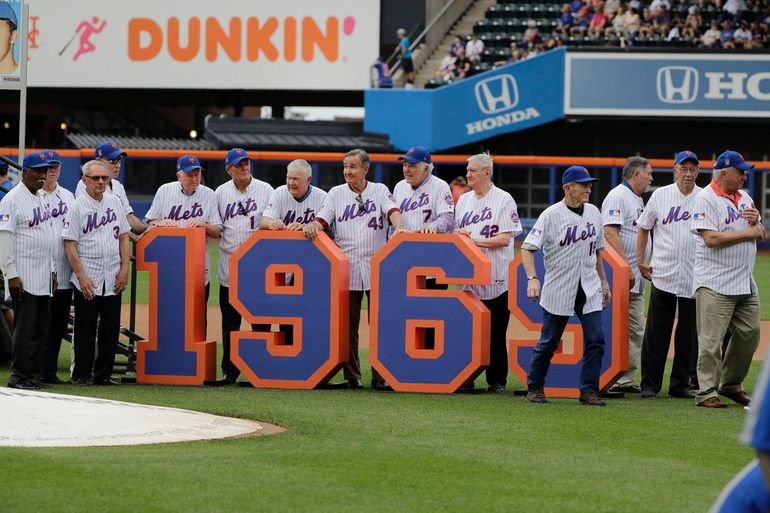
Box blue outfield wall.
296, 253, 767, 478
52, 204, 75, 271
365, 48, 566, 152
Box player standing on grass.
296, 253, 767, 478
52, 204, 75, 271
522, 166, 611, 406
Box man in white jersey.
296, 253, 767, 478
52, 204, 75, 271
260, 159, 327, 231
710, 346, 770, 512
260, 158, 327, 345
602, 155, 653, 394
64, 160, 130, 386
636, 150, 702, 399
691, 150, 765, 408
75, 142, 146, 238
145, 155, 222, 302
393, 146, 454, 351
455, 153, 523, 393
38, 150, 76, 385
0, 152, 57, 390
523, 166, 611, 406
216, 148, 273, 383
303, 148, 405, 391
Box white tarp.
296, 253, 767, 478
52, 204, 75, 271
0, 388, 283, 447
25, 0, 380, 90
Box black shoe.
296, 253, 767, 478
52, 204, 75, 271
487, 383, 506, 394
348, 379, 363, 389
318, 380, 358, 389
371, 382, 393, 392
40, 375, 67, 385
640, 389, 657, 399
7, 380, 41, 390
93, 378, 121, 386
455, 385, 476, 394
29, 378, 51, 389
223, 374, 238, 384
668, 388, 694, 399
71, 376, 91, 386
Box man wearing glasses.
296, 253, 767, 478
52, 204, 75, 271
304, 149, 405, 391
635, 151, 702, 399
691, 150, 765, 408
215, 148, 273, 384
63, 160, 131, 386
145, 155, 222, 304
76, 141, 146, 238
0, 152, 58, 389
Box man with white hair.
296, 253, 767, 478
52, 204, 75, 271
455, 153, 522, 393
260, 159, 327, 231
691, 150, 765, 408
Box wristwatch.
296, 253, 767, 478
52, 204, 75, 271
527, 276, 538, 280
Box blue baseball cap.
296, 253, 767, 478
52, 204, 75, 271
562, 165, 598, 184
674, 150, 699, 166
23, 152, 52, 170
398, 146, 432, 165
225, 148, 250, 167
95, 142, 127, 160
177, 155, 203, 174
42, 149, 62, 166
0, 2, 18, 27
715, 150, 754, 171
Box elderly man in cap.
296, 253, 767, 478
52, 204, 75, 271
393, 146, 454, 235
0, 152, 59, 389
691, 150, 765, 408
455, 153, 522, 393
0, 1, 19, 74
145, 155, 222, 302
635, 150, 702, 399
38, 150, 76, 384
76, 141, 146, 238
523, 166, 611, 406
304, 148, 405, 390
215, 148, 273, 383
602, 156, 653, 394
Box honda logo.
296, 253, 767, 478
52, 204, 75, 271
657, 66, 698, 104
475, 75, 519, 114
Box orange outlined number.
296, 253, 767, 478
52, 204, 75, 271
370, 233, 491, 393
508, 246, 630, 398
136, 227, 216, 385
229, 231, 349, 389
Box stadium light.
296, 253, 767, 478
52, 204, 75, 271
60, 122, 67, 131
189, 129, 198, 139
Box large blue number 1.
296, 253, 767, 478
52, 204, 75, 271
136, 227, 216, 385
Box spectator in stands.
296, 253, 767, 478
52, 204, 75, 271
571, 0, 587, 14
372, 56, 393, 88
589, 6, 609, 37
396, 28, 415, 89
722, 0, 747, 22
465, 33, 484, 64
623, 7, 642, 39
557, 4, 575, 34
667, 19, 682, 40
639, 8, 656, 36
721, 19, 736, 47
682, 6, 703, 40
452, 47, 471, 80
649, 0, 671, 16
700, 21, 722, 47
605, 0, 620, 16
449, 35, 464, 57
493, 43, 524, 67
571, 7, 591, 35
524, 19, 541, 44
653, 5, 671, 33
436, 51, 457, 83
733, 20, 754, 46
608, 6, 628, 36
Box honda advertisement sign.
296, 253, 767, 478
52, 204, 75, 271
565, 53, 770, 117
24, 0, 379, 90
365, 48, 565, 152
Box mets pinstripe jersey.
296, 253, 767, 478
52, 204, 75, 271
741, 347, 770, 451
75, 178, 133, 215
316, 182, 398, 291
393, 174, 454, 232
635, 183, 701, 298
62, 192, 130, 296
262, 185, 327, 226
602, 183, 648, 294
41, 184, 76, 291
691, 183, 758, 296
523, 201, 605, 316
0, 185, 56, 296
455, 185, 523, 300
145, 182, 222, 284
216, 177, 273, 287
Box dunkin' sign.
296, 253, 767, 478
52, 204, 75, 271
25, 0, 379, 89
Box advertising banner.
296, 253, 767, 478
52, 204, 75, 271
565, 52, 770, 117
0, 0, 23, 90
365, 48, 565, 152
25, 0, 379, 90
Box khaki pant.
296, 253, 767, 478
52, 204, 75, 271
617, 292, 644, 385
695, 287, 760, 403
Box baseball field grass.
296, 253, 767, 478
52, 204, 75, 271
0, 354, 762, 513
